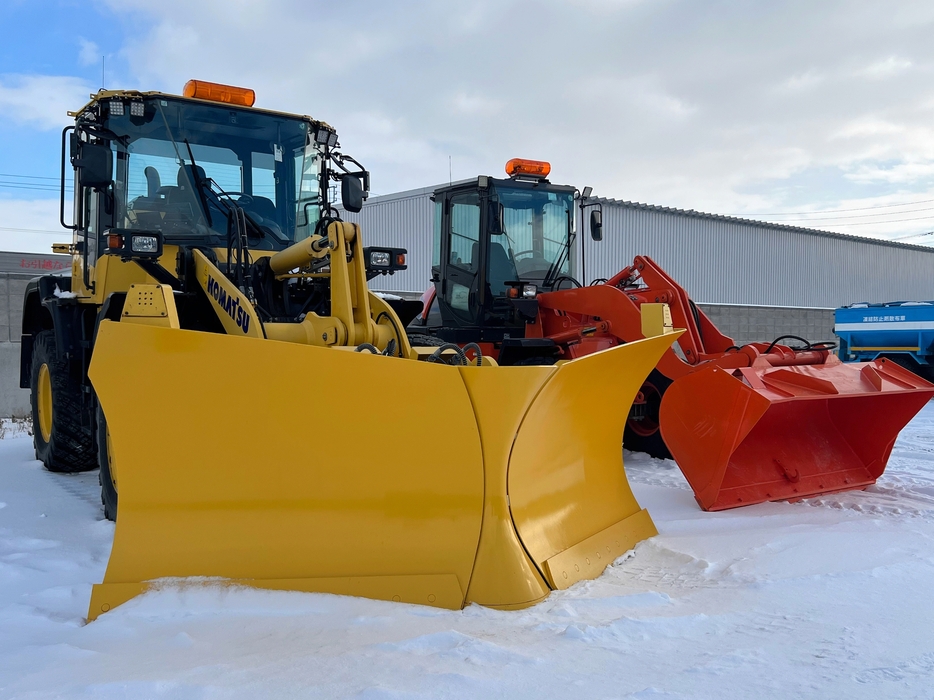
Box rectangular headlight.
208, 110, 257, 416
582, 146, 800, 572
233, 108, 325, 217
109, 100, 125, 116
327, 132, 339, 148
130, 100, 145, 117
131, 235, 159, 254
522, 284, 537, 298
369, 251, 390, 267
315, 128, 330, 144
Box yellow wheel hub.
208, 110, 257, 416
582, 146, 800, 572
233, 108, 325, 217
37, 363, 52, 443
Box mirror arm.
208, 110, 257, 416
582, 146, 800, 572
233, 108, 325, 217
60, 127, 77, 230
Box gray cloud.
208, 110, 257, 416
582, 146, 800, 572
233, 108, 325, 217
82, 0, 934, 239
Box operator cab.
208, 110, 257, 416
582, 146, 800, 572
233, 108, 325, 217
69, 81, 337, 257
64, 79, 407, 323
427, 159, 577, 345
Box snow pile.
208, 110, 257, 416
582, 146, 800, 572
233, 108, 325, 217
53, 285, 77, 300
2, 407, 934, 697
0, 417, 32, 440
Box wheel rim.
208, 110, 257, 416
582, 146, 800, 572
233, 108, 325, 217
37, 363, 53, 443
627, 380, 661, 438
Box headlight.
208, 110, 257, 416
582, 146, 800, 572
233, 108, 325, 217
109, 100, 125, 116
131, 235, 159, 254
522, 284, 537, 299
369, 251, 391, 267
130, 100, 145, 117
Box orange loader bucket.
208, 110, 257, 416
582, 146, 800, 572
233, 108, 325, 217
659, 357, 934, 511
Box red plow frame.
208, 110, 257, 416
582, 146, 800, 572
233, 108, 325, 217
532, 256, 934, 511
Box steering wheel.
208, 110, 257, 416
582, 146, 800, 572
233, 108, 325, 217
217, 192, 254, 205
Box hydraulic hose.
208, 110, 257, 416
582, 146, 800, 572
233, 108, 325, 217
427, 343, 469, 365
375, 311, 404, 357
462, 342, 483, 366
763, 334, 838, 355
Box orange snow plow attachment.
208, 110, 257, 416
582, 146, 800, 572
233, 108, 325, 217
660, 357, 934, 511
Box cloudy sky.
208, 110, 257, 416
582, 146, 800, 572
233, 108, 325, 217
2, 0, 934, 252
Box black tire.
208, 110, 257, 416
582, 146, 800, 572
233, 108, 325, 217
624, 369, 673, 459
96, 403, 118, 522
407, 333, 445, 347
30, 330, 95, 473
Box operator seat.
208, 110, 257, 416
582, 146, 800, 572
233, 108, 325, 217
144, 166, 161, 197
487, 241, 517, 297
241, 195, 276, 221
177, 164, 206, 192
171, 164, 223, 232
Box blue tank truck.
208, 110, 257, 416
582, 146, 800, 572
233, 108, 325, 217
835, 301, 934, 380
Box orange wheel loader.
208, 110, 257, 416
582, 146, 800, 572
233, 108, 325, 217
407, 159, 934, 511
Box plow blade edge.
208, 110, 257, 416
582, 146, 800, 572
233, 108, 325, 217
87, 321, 677, 619
659, 358, 934, 511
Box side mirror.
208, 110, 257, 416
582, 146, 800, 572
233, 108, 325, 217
73, 141, 113, 189
488, 200, 505, 235
590, 209, 603, 242
341, 175, 364, 213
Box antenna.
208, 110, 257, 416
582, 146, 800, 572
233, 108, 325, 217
448, 156, 452, 185
101, 56, 105, 90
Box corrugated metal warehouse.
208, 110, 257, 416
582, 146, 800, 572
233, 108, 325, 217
0, 251, 70, 417
342, 182, 934, 344
2, 185, 933, 416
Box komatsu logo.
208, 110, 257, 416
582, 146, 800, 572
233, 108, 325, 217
206, 275, 251, 333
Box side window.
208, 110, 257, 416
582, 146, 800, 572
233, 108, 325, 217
432, 199, 442, 267
83, 189, 99, 267
252, 152, 277, 205
449, 193, 480, 270
426, 295, 442, 327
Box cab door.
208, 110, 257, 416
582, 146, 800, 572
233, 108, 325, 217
436, 190, 484, 328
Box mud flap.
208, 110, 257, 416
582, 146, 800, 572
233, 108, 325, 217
88, 322, 679, 619
660, 359, 934, 511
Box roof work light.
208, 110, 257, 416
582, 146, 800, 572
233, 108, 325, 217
505, 158, 551, 178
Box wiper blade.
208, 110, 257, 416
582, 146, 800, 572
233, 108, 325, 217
542, 207, 574, 288
183, 139, 212, 228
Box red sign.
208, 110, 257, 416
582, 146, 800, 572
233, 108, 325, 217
19, 258, 66, 271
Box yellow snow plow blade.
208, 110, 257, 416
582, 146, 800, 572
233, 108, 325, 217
87, 322, 678, 620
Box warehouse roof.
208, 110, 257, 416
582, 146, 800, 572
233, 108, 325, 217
361, 182, 934, 254
595, 196, 934, 254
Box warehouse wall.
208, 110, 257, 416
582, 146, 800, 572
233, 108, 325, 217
340, 185, 436, 294
582, 201, 934, 308
345, 185, 934, 307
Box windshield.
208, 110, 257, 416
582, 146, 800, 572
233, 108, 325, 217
105, 97, 323, 249
490, 184, 573, 288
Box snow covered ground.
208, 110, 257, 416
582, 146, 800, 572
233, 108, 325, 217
2, 408, 934, 699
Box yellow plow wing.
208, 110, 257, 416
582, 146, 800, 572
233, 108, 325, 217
88, 322, 677, 619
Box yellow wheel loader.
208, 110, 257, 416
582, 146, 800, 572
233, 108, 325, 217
19, 80, 680, 620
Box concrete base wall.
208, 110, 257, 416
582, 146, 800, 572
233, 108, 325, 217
698, 304, 835, 347
0, 343, 29, 417
0, 274, 29, 344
